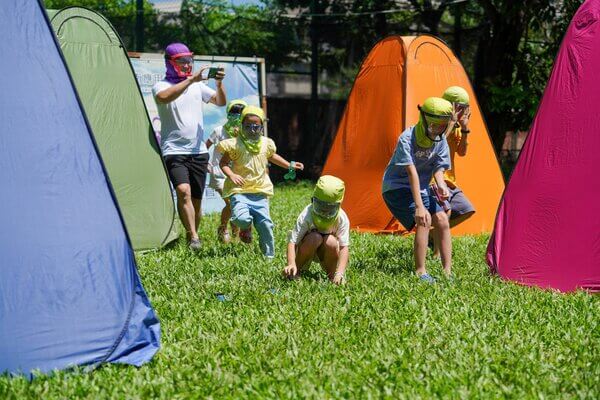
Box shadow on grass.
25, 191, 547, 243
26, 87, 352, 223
352, 234, 415, 276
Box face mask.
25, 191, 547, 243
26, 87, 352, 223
167, 56, 193, 80
224, 113, 241, 137
312, 197, 340, 219
311, 198, 340, 232
227, 113, 241, 124
242, 123, 264, 141
239, 124, 263, 154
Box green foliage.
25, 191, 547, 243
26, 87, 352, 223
273, 0, 416, 88
156, 0, 299, 67
44, 0, 136, 14
2, 183, 598, 398
484, 0, 584, 133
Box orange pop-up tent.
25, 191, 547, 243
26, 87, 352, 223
322, 35, 504, 235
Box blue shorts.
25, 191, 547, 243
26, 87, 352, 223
382, 188, 447, 230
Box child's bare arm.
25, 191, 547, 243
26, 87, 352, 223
433, 169, 449, 199
268, 153, 304, 170
457, 108, 470, 157
283, 242, 298, 278
220, 153, 245, 186
433, 170, 450, 202
331, 246, 349, 285
407, 165, 431, 227
457, 132, 468, 157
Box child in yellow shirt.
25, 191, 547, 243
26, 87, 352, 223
217, 106, 303, 258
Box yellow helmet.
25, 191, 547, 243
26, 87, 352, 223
241, 105, 265, 123
227, 99, 248, 114
442, 86, 470, 105
312, 175, 345, 232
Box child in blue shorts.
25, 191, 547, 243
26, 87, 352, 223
218, 106, 304, 259
382, 97, 454, 282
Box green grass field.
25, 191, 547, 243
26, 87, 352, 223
2, 182, 599, 399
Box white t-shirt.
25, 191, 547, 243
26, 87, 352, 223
208, 125, 232, 179
289, 205, 350, 247
152, 80, 216, 156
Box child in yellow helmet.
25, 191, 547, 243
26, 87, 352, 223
382, 97, 454, 282
283, 176, 350, 285
430, 86, 476, 257
217, 105, 304, 258
206, 99, 247, 243
441, 86, 475, 224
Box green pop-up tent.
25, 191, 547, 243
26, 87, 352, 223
48, 7, 178, 250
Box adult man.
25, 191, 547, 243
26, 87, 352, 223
153, 43, 226, 250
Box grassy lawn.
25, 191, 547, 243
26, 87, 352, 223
2, 182, 598, 399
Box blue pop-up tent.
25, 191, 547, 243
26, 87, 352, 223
0, 0, 160, 375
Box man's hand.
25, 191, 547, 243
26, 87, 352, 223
214, 67, 226, 86
230, 174, 246, 186
415, 205, 432, 227
283, 264, 298, 279
190, 65, 210, 83
292, 161, 305, 171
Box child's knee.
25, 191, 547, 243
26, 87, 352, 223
323, 235, 339, 252
433, 212, 450, 231
231, 212, 252, 229
301, 231, 323, 250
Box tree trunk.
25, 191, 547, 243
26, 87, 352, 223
474, 1, 534, 151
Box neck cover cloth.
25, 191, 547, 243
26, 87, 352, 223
164, 43, 193, 84
415, 97, 453, 148
312, 175, 345, 232
239, 105, 265, 154
224, 99, 248, 137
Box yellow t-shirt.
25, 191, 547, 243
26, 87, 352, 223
217, 137, 277, 197
443, 126, 463, 188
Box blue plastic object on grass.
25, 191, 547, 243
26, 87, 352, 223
215, 293, 229, 302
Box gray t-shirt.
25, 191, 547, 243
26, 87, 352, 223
382, 126, 451, 194
152, 80, 216, 156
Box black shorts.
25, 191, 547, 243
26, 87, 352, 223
164, 153, 209, 200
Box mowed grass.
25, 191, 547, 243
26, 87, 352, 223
2, 182, 599, 399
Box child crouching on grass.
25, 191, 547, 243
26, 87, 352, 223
217, 105, 304, 259
283, 176, 350, 285
382, 97, 453, 283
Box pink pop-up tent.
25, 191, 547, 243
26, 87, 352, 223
487, 0, 600, 293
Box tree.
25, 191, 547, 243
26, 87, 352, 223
473, 0, 583, 150
154, 0, 299, 68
